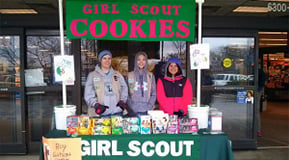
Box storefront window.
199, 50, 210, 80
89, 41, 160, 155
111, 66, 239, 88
28, 91, 73, 141
0, 92, 22, 143
0, 36, 20, 87
203, 37, 255, 86
159, 41, 187, 76
26, 36, 71, 86
81, 39, 98, 86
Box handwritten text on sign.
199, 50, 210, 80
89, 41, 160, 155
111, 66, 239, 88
42, 137, 81, 160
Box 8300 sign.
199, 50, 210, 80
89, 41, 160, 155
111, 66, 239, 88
268, 2, 289, 12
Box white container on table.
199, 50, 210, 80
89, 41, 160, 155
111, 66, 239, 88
54, 105, 76, 130
187, 104, 209, 129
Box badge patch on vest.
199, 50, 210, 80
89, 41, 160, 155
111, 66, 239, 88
114, 75, 118, 81
93, 77, 100, 81
128, 79, 134, 83
104, 82, 114, 96
128, 79, 134, 89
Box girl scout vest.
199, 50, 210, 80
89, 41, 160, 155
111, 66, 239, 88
127, 71, 152, 101
90, 71, 121, 104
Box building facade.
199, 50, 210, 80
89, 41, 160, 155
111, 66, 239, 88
0, 3, 288, 154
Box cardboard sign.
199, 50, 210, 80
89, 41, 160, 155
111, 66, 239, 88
42, 137, 81, 160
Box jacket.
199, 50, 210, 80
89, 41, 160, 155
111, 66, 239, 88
127, 52, 156, 115
84, 65, 128, 116
156, 58, 193, 115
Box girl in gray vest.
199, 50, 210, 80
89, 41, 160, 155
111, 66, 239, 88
84, 50, 128, 117
127, 51, 156, 116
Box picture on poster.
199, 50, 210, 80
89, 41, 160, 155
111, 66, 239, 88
246, 90, 254, 104
53, 55, 75, 85
236, 90, 247, 104
190, 44, 210, 70
42, 137, 81, 160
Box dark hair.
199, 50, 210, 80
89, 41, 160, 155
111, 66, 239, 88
166, 64, 182, 77
247, 91, 253, 96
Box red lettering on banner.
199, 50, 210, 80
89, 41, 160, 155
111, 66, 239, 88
130, 20, 147, 38
70, 20, 190, 39
93, 5, 99, 14
148, 20, 157, 38
83, 4, 92, 14
162, 5, 171, 15
159, 20, 174, 37
101, 4, 110, 13
140, 5, 149, 14
110, 20, 127, 38
89, 20, 108, 38
172, 6, 181, 15
111, 4, 119, 14
131, 5, 138, 14
151, 6, 159, 15
82, 4, 119, 14
176, 21, 190, 38
70, 19, 88, 36
130, 5, 181, 15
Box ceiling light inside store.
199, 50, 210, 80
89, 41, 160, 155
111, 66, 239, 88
233, 6, 268, 13
0, 36, 11, 39
259, 43, 288, 46
259, 31, 288, 34
0, 9, 38, 14
259, 38, 287, 41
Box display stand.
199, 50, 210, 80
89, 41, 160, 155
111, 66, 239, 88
42, 1, 234, 160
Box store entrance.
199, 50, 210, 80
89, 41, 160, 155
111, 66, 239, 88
259, 31, 289, 101
0, 33, 27, 153
257, 31, 289, 147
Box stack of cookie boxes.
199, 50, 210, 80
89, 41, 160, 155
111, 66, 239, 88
66, 114, 199, 136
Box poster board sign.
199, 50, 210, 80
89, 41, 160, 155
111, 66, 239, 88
66, 0, 195, 41
190, 44, 210, 70
237, 90, 246, 104
53, 55, 75, 85
42, 137, 81, 160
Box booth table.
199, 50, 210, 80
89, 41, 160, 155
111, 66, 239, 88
39, 130, 234, 160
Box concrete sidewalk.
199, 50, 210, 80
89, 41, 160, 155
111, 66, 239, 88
234, 147, 289, 160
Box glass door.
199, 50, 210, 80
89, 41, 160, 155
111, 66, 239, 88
201, 36, 257, 149
0, 34, 26, 153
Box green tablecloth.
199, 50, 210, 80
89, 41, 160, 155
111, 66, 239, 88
39, 130, 234, 160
